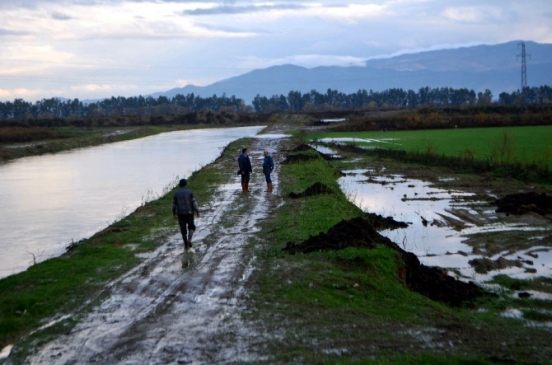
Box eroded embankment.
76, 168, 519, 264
283, 196, 486, 307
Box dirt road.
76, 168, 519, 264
20, 137, 284, 365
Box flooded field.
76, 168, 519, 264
339, 170, 552, 282
307, 142, 552, 298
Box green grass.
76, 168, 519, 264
274, 159, 360, 242
310, 125, 552, 169
491, 274, 552, 294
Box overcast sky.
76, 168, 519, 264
1, 0, 551, 102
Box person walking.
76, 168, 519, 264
172, 178, 200, 250
262, 150, 274, 192
238, 148, 252, 192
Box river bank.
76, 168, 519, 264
2, 115, 552, 364
0, 119, 267, 163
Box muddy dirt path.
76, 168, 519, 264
21, 137, 284, 365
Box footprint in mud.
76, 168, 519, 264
181, 250, 196, 268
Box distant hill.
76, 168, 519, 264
151, 41, 552, 103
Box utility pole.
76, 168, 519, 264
517, 42, 530, 91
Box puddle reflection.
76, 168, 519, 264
308, 144, 342, 159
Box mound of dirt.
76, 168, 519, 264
281, 154, 320, 164
289, 182, 334, 198
285, 144, 333, 161
469, 257, 526, 274
496, 192, 552, 216
283, 217, 486, 307
365, 212, 409, 230
290, 144, 317, 153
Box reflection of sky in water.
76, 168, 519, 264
256, 133, 289, 139
317, 137, 398, 145
339, 170, 552, 283
339, 171, 475, 257
308, 144, 339, 156
0, 126, 264, 278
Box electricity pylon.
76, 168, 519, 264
517, 42, 530, 91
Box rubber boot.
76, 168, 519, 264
268, 183, 273, 192
241, 183, 246, 192
245, 183, 249, 192
187, 230, 194, 248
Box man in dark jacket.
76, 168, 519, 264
172, 178, 200, 250
238, 148, 252, 192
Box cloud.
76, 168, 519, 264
0, 28, 30, 36
1, 0, 552, 102
238, 54, 368, 69
182, 3, 307, 16
51, 11, 73, 20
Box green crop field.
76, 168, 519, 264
310, 125, 552, 168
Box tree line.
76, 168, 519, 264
1, 86, 551, 121
252, 86, 552, 112
0, 93, 246, 121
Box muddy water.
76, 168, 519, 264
338, 169, 552, 282
0, 126, 264, 279
17, 136, 285, 365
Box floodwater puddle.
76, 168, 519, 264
308, 143, 342, 159
0, 345, 13, 360
257, 133, 290, 139
316, 137, 399, 146
338, 169, 552, 285
501, 308, 552, 329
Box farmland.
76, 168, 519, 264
310, 125, 552, 169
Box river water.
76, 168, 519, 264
0, 126, 264, 279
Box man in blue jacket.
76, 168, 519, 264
172, 178, 200, 250
238, 148, 252, 192
262, 150, 274, 192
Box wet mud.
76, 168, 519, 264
364, 212, 409, 230
496, 192, 552, 216
283, 217, 486, 307
469, 256, 533, 274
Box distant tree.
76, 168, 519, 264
477, 89, 493, 105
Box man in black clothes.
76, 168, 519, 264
172, 178, 200, 250
238, 147, 252, 192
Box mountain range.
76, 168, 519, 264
152, 41, 552, 103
